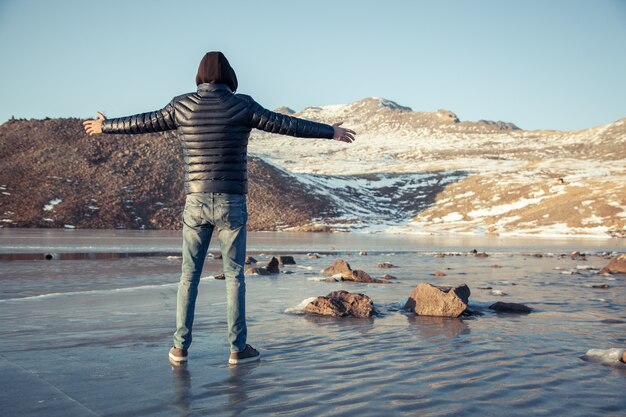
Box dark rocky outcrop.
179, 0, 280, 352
278, 256, 296, 266
377, 262, 397, 269
488, 302, 532, 313
404, 283, 470, 318
303, 290, 374, 317
266, 257, 280, 274
477, 120, 521, 131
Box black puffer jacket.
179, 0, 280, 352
101, 83, 334, 194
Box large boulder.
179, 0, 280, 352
600, 254, 626, 274
304, 290, 374, 317
321, 259, 353, 278
404, 283, 470, 318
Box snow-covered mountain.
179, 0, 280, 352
249, 98, 626, 238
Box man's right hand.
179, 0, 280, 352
83, 112, 106, 135
332, 122, 356, 143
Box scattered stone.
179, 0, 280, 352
434, 253, 446, 258
488, 301, 531, 313
245, 266, 270, 276
214, 273, 225, 280
347, 269, 389, 283
278, 255, 296, 266
592, 284, 610, 289
44, 253, 56, 260
377, 262, 397, 269
403, 283, 470, 318
309, 254, 320, 260
477, 286, 493, 290
490, 265, 503, 268
213, 252, 223, 260
474, 252, 489, 258
321, 259, 353, 278
320, 277, 339, 283
490, 289, 507, 296
245, 256, 257, 264
570, 251, 587, 261
599, 253, 626, 274
304, 290, 374, 317
433, 271, 447, 277
266, 257, 280, 274
283, 270, 294, 275
359, 251, 368, 256
347, 269, 373, 282
382, 274, 397, 280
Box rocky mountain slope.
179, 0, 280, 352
248, 98, 626, 238
1, 98, 624, 238
0, 118, 337, 231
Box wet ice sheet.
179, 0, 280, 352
0, 232, 625, 416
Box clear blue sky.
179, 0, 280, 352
1, 0, 625, 131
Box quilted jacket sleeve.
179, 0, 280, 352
244, 96, 334, 139
101, 101, 177, 134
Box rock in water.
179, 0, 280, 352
488, 301, 532, 313
321, 259, 353, 278
245, 266, 270, 276
347, 269, 389, 283
377, 262, 397, 269
404, 283, 470, 318
278, 255, 296, 266
599, 253, 626, 274
266, 257, 280, 274
304, 290, 374, 317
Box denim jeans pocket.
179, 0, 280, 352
219, 199, 246, 230
182, 201, 204, 228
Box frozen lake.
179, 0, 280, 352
0, 229, 625, 416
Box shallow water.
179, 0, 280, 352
0, 230, 625, 416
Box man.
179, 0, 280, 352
83, 51, 355, 365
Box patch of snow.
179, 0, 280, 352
581, 215, 604, 225
284, 297, 318, 314
442, 212, 464, 222
43, 198, 63, 211
468, 197, 544, 218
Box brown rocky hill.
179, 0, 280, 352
0, 118, 338, 230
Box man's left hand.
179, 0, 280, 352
332, 122, 356, 143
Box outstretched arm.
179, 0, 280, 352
83, 101, 177, 136
247, 98, 355, 143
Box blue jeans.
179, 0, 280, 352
173, 192, 248, 353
